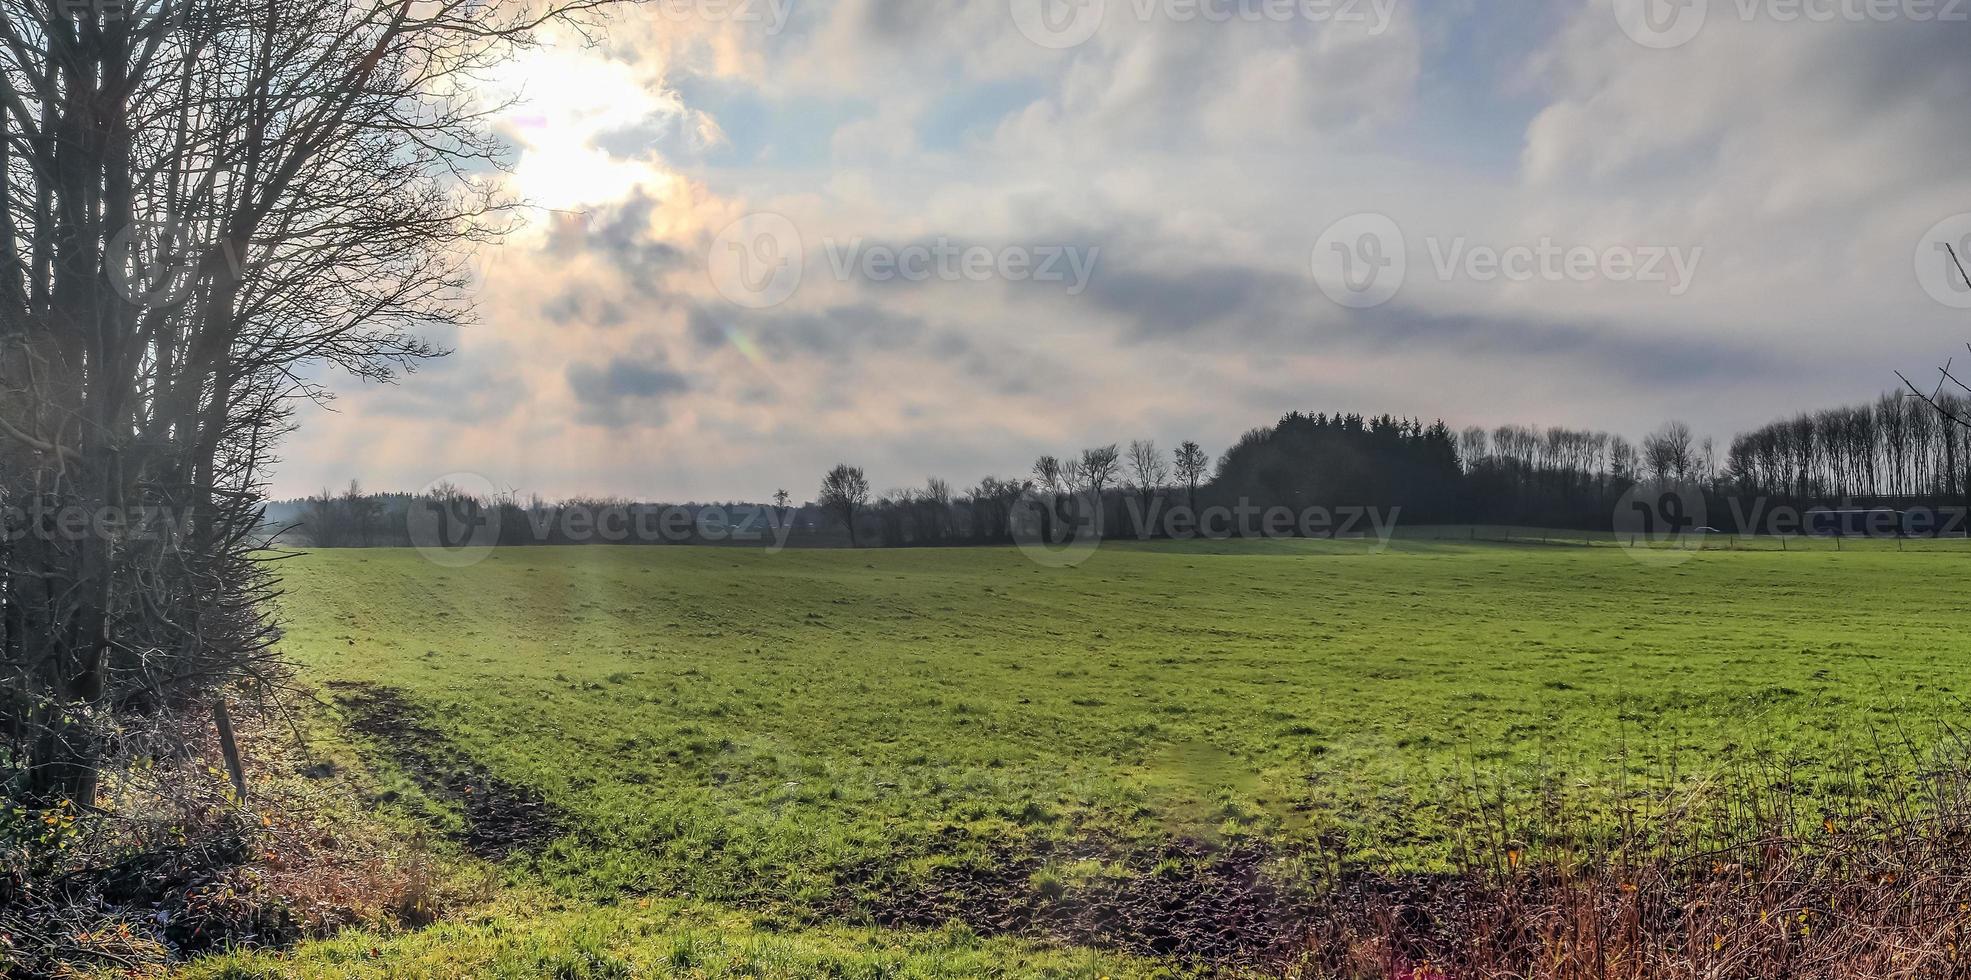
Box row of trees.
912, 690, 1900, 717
293, 415, 1726, 555
1460, 422, 1715, 489
820, 400, 1971, 544
290, 392, 1971, 557
814, 415, 1720, 547
1454, 421, 1717, 528
814, 439, 1217, 549
280, 485, 808, 549
1725, 394, 1969, 500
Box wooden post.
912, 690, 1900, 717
214, 699, 248, 803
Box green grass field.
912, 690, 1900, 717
193, 539, 1971, 976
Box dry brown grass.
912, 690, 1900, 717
2, 701, 489, 978
1294, 730, 1971, 979
232, 703, 493, 936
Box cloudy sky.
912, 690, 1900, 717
276, 0, 1971, 502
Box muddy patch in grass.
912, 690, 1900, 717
325, 682, 565, 860
840, 832, 1318, 969
838, 834, 1552, 972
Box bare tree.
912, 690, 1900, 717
819, 464, 871, 547
305, 487, 342, 548
1125, 439, 1170, 513
1173, 440, 1209, 511
925, 477, 952, 508
1074, 445, 1120, 537
1458, 426, 1490, 470
966, 476, 1027, 542
1032, 455, 1064, 494
1079, 444, 1121, 496
924, 477, 954, 540
1900, 247, 1971, 483
771, 488, 792, 532
1028, 455, 1067, 542
1061, 457, 1088, 493
1642, 422, 1696, 484
342, 480, 380, 547
1609, 435, 1639, 483
0, 0, 626, 804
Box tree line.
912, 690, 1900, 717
276, 483, 807, 549
821, 396, 1965, 545
291, 409, 1767, 551
1725, 394, 1969, 501
293, 389, 1971, 555
815, 412, 1740, 545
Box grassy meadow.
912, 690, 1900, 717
194, 539, 1971, 976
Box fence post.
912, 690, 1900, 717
214, 699, 248, 803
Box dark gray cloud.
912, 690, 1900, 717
1076, 255, 1791, 386
594, 114, 725, 164
541, 289, 631, 328
545, 190, 686, 291
1348, 305, 1788, 384
853, 0, 950, 42
688, 299, 1066, 398
752, 303, 928, 361
568, 355, 692, 427
1078, 264, 1299, 339
686, 304, 726, 348
685, 302, 927, 361
359, 347, 525, 427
